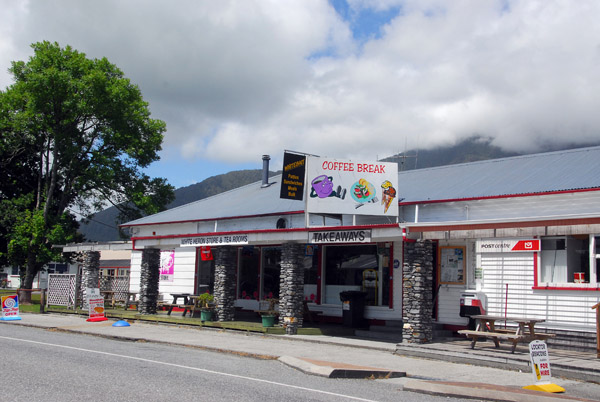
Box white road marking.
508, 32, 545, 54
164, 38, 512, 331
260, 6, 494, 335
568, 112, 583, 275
0, 335, 379, 402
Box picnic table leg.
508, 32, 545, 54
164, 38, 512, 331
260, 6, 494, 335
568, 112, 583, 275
167, 305, 174, 315
487, 321, 500, 348
470, 336, 478, 349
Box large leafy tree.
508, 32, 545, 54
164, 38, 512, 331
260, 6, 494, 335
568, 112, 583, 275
0, 41, 174, 291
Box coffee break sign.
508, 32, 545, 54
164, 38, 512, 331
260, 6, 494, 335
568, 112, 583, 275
305, 156, 398, 217
180, 234, 249, 247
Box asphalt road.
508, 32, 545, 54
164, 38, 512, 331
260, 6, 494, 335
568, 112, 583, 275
0, 325, 481, 402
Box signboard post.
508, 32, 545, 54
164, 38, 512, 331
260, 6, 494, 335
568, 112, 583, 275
0, 294, 22, 321
86, 288, 108, 322
523, 340, 565, 393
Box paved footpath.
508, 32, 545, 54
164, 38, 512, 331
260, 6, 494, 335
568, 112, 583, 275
2, 313, 600, 402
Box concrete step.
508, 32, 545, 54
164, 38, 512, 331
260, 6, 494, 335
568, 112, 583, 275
433, 329, 454, 340
546, 332, 597, 352
355, 329, 403, 343
365, 325, 404, 333
355, 320, 404, 342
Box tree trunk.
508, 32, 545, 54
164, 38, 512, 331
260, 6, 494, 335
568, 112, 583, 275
20, 250, 41, 304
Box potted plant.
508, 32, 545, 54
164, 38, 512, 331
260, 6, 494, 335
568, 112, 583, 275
197, 292, 215, 322
260, 298, 279, 327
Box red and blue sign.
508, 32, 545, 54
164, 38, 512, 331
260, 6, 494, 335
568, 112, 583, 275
1, 294, 22, 321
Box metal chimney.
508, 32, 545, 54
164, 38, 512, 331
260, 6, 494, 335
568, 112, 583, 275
261, 155, 271, 187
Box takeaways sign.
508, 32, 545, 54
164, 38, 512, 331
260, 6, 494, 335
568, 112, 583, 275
476, 239, 540, 253
305, 156, 398, 216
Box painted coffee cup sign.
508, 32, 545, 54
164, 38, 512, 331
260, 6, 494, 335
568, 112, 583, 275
306, 156, 398, 216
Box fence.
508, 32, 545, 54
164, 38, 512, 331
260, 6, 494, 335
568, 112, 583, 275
47, 274, 78, 309
99, 275, 130, 304
47, 273, 130, 309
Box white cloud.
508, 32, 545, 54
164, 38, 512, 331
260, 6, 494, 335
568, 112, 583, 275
1, 0, 600, 177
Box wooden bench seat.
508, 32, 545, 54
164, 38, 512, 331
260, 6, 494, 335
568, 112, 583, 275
458, 329, 523, 340
458, 329, 525, 353
530, 333, 556, 340
124, 300, 139, 310
163, 303, 189, 315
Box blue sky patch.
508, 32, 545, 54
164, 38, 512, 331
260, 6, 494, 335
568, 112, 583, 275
330, 0, 401, 42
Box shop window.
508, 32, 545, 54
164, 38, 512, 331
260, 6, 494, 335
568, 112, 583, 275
238, 246, 260, 300
540, 235, 596, 285
324, 245, 384, 305
196, 257, 215, 294
303, 250, 319, 302
596, 236, 600, 283
100, 268, 117, 277
261, 247, 281, 299
47, 263, 68, 274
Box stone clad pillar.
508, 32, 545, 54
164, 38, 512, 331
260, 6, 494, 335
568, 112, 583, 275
80, 251, 100, 309
402, 240, 434, 343
214, 246, 237, 321
139, 248, 160, 314
279, 243, 305, 335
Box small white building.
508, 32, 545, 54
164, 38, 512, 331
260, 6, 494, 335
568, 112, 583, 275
400, 146, 600, 340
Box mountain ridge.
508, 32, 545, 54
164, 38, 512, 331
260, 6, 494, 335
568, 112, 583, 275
78, 136, 599, 241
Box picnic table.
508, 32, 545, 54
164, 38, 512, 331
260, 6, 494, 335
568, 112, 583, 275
458, 314, 555, 353
164, 293, 196, 317
124, 292, 139, 310
100, 290, 117, 308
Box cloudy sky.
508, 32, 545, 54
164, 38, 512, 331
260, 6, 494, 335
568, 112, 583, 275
1, 0, 599, 188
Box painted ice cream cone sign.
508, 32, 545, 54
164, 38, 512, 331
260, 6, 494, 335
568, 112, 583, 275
381, 180, 397, 213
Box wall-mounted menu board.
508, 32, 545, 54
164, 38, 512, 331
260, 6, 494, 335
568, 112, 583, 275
438, 246, 466, 284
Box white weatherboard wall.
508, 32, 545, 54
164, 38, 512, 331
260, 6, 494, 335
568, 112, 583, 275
480, 252, 599, 332
129, 248, 197, 299
437, 285, 469, 325
436, 240, 472, 326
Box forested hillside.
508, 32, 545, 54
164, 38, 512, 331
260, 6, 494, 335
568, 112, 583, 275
78, 136, 599, 241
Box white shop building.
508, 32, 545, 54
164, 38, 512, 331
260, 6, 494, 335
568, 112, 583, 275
123, 148, 600, 340
400, 146, 600, 342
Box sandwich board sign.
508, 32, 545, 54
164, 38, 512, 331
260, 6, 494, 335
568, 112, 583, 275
86, 288, 108, 322
1, 294, 22, 321
522, 340, 564, 393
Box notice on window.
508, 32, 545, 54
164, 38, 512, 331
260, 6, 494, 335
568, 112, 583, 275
439, 246, 465, 284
